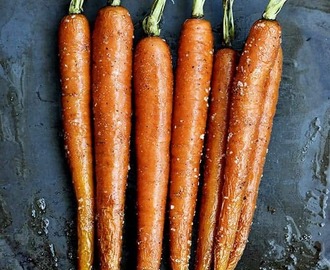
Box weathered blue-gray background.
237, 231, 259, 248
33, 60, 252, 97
0, 0, 329, 269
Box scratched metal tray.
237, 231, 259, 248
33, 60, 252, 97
0, 0, 329, 269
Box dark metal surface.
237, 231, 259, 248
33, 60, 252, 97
0, 0, 329, 269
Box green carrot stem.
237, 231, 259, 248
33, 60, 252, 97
69, 0, 84, 14
222, 0, 235, 47
142, 0, 167, 36
192, 0, 206, 18
263, 0, 287, 20
107, 0, 121, 6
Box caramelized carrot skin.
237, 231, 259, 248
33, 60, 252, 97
92, 6, 133, 270
227, 48, 283, 270
134, 36, 173, 270
169, 18, 214, 270
195, 48, 238, 270
58, 14, 94, 270
214, 19, 282, 270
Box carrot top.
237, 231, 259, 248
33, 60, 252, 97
68, 0, 84, 14
192, 0, 206, 18
222, 0, 235, 47
263, 0, 287, 20
107, 0, 120, 7
142, 0, 167, 37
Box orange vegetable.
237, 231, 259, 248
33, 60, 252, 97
213, 0, 286, 268
133, 1, 173, 269
58, 0, 94, 269
92, 1, 133, 268
195, 1, 238, 269
168, 0, 214, 268
227, 47, 283, 270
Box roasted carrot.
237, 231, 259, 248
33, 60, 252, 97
213, 1, 286, 269
58, 1, 94, 269
227, 47, 283, 270
168, 0, 214, 268
133, 1, 173, 269
92, 0, 133, 268
194, 1, 238, 269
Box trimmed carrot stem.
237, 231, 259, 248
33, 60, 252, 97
142, 0, 167, 36
222, 0, 235, 47
107, 0, 121, 7
263, 0, 287, 20
192, 0, 206, 18
69, 0, 84, 14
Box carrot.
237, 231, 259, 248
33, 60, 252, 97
213, 1, 286, 269
91, 0, 133, 268
133, 1, 173, 269
58, 1, 94, 269
194, 1, 238, 269
168, 0, 214, 268
227, 47, 283, 270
